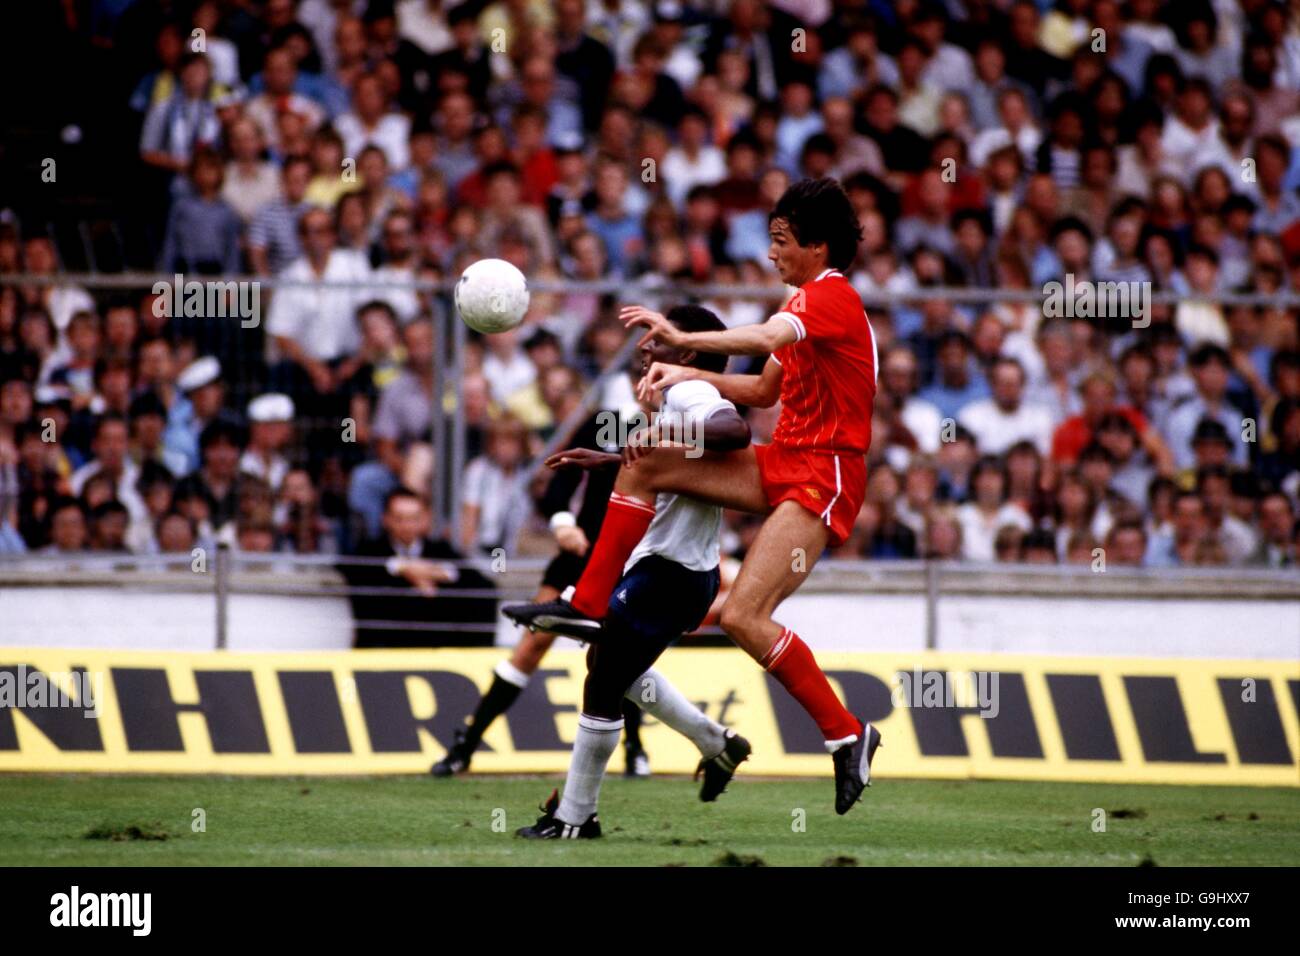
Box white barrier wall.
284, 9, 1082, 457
1, 562, 1296, 659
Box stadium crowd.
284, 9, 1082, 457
1, 0, 1299, 575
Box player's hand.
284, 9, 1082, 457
638, 361, 697, 403
396, 558, 456, 595
544, 447, 620, 470
620, 306, 686, 349
555, 525, 590, 555
623, 424, 658, 466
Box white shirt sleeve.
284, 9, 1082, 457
663, 380, 736, 423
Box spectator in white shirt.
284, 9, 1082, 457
245, 47, 325, 154
957, 456, 1033, 561
461, 414, 534, 555
240, 393, 295, 492
959, 356, 1056, 455
1160, 78, 1219, 182
970, 87, 1042, 169
335, 72, 412, 171
69, 416, 148, 523
481, 327, 536, 406
661, 108, 727, 208
267, 206, 372, 397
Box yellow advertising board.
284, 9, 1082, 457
0, 648, 1296, 786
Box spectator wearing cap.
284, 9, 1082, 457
1177, 418, 1236, 489
248, 156, 314, 277
69, 416, 148, 525
241, 393, 295, 492
170, 355, 226, 473
1164, 344, 1249, 470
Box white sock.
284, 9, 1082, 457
627, 667, 727, 759
556, 713, 622, 824
494, 659, 530, 689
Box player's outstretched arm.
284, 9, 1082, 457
639, 357, 783, 409
697, 407, 752, 451
621, 306, 799, 357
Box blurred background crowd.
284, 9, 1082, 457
1, 0, 1299, 575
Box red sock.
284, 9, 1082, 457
570, 493, 656, 617
762, 629, 860, 742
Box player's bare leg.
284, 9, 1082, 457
503, 445, 767, 635
718, 500, 883, 814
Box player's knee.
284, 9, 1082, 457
719, 599, 760, 644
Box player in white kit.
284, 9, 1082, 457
514, 306, 754, 839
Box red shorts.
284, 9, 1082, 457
752, 443, 866, 548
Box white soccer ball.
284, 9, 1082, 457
454, 258, 530, 334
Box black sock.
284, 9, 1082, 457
462, 674, 523, 752
621, 697, 644, 752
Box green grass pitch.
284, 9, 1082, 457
0, 774, 1296, 866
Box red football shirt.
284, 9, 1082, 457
769, 269, 878, 454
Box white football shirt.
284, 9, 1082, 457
625, 380, 737, 574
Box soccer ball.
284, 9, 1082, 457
454, 258, 530, 334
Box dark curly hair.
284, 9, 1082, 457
769, 177, 864, 272
666, 304, 728, 374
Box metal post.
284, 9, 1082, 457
450, 311, 468, 546
924, 560, 940, 651
215, 541, 231, 650
431, 305, 448, 532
